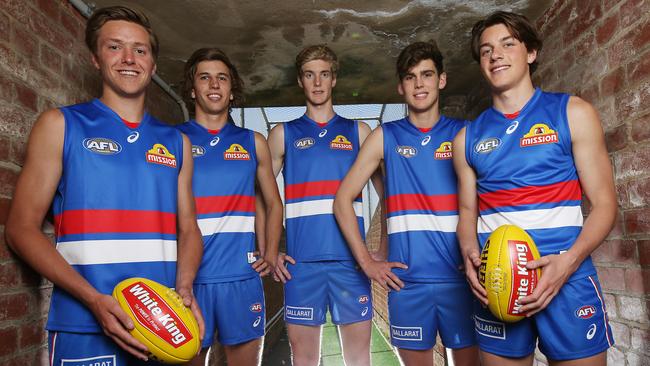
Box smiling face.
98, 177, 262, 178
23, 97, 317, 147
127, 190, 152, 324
191, 60, 233, 118
91, 20, 156, 99
478, 23, 537, 93
298, 59, 337, 107
398, 59, 446, 114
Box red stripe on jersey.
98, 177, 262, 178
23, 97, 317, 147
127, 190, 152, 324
478, 180, 582, 211
195, 195, 255, 215
387, 193, 458, 213
286, 180, 341, 200
55, 210, 177, 236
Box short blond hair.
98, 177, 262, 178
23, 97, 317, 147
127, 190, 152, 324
295, 44, 339, 76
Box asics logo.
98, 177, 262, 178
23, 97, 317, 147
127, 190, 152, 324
421, 135, 431, 146
210, 137, 220, 146
361, 307, 368, 317
127, 131, 139, 143
506, 120, 519, 135
319, 129, 328, 138
586, 324, 597, 340
253, 316, 262, 328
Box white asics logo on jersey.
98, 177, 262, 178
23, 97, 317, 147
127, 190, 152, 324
210, 137, 220, 146
319, 129, 328, 138
253, 316, 262, 328
586, 324, 597, 340
421, 135, 431, 146
506, 121, 519, 135
127, 131, 140, 143
361, 307, 368, 317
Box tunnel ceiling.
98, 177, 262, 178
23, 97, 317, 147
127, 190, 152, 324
91, 0, 553, 107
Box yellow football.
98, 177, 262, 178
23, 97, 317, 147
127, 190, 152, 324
479, 225, 542, 323
112, 277, 200, 364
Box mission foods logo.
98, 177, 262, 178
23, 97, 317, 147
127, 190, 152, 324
434, 141, 453, 160
121, 281, 193, 348
224, 143, 250, 160
474, 138, 500, 154
294, 137, 315, 149
330, 135, 353, 150
520, 123, 558, 147
146, 144, 177, 168
83, 138, 122, 155
396, 145, 417, 158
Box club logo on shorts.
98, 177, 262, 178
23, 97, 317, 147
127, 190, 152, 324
576, 305, 597, 319
146, 144, 177, 168
83, 137, 122, 155
396, 145, 417, 158
520, 123, 558, 147
191, 145, 205, 157
61, 355, 117, 366
391, 325, 422, 341
358, 295, 369, 304
330, 135, 353, 150
223, 143, 250, 160
434, 141, 453, 160
250, 303, 262, 313
285, 306, 313, 320
474, 138, 501, 154
294, 137, 315, 149
474, 315, 506, 340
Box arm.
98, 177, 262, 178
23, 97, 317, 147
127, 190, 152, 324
175, 133, 205, 339
254, 188, 266, 257
453, 127, 488, 304
521, 96, 617, 315
253, 132, 284, 276
334, 127, 407, 291
5, 109, 149, 359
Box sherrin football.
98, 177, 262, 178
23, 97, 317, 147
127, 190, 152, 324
478, 225, 542, 323
112, 277, 200, 364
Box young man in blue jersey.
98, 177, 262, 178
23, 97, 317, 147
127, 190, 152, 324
5, 6, 204, 364
453, 11, 617, 366
334, 41, 479, 366
179, 47, 283, 366
267, 45, 379, 366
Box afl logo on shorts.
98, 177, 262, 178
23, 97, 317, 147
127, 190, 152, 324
358, 295, 369, 304
520, 123, 558, 147
250, 303, 262, 313
396, 145, 417, 158
475, 138, 501, 154
330, 135, 353, 150
83, 138, 122, 155
146, 144, 177, 168
434, 141, 453, 160
575, 305, 596, 319
294, 137, 315, 149
224, 143, 250, 160
191, 145, 205, 157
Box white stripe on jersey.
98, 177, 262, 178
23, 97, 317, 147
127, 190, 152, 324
477, 206, 583, 234
57, 239, 177, 265
197, 215, 255, 236
285, 199, 362, 219
387, 214, 458, 234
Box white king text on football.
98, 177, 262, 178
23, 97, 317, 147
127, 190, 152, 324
129, 284, 188, 345
511, 243, 531, 314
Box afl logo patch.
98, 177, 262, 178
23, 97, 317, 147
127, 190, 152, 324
474, 138, 501, 154
396, 145, 417, 158
83, 138, 122, 155
358, 295, 369, 304
250, 303, 262, 313
294, 137, 315, 149
575, 305, 596, 319
191, 145, 205, 157
434, 141, 453, 160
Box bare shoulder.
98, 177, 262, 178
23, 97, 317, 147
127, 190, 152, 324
566, 96, 601, 132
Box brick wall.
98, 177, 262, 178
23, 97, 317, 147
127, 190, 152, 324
533, 0, 650, 364
0, 1, 183, 364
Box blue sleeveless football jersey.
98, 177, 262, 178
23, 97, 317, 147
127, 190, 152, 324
177, 120, 257, 283
49, 98, 183, 333
283, 114, 364, 261
383, 117, 466, 282
465, 89, 594, 280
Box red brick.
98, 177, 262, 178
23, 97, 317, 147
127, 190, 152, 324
610, 239, 637, 264
615, 79, 650, 122
10, 24, 38, 58
19, 320, 45, 348
575, 32, 596, 59
563, 0, 602, 45
628, 175, 650, 208
9, 137, 27, 167
0, 197, 11, 226
608, 212, 625, 239
628, 51, 650, 83
625, 207, 650, 235
0, 11, 9, 43
0, 326, 18, 357
619, 0, 650, 30
0, 261, 22, 288
631, 110, 650, 142
615, 182, 629, 210
0, 165, 19, 197
60, 5, 84, 39
1, 0, 34, 27
605, 123, 627, 151
596, 13, 619, 46
614, 141, 650, 181
40, 43, 62, 74
603, 0, 623, 10
624, 268, 648, 294
601, 67, 625, 98
28, 11, 74, 52
14, 82, 38, 112
632, 19, 650, 49
0, 42, 30, 81
640, 240, 650, 266
597, 266, 626, 291
36, 0, 60, 22
0, 292, 32, 321
592, 240, 611, 263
